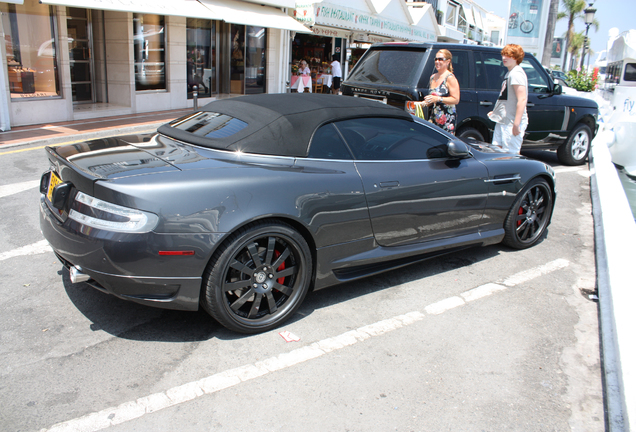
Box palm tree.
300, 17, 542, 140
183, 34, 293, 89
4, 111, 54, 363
557, 0, 598, 71
567, 31, 585, 70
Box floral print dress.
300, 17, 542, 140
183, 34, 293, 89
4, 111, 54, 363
429, 73, 457, 134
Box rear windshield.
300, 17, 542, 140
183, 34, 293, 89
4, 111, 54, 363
347, 49, 426, 85
168, 111, 248, 138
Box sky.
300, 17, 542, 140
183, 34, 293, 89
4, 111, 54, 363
475, 0, 636, 61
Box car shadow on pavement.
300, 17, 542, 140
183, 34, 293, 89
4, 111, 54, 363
295, 244, 504, 321
60, 242, 535, 342
520, 149, 562, 166
60, 269, 225, 342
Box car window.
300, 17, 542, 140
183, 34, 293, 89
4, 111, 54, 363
475, 53, 549, 93
520, 59, 550, 93
625, 63, 636, 81
307, 123, 353, 160
475, 52, 507, 90
333, 117, 449, 161
450, 50, 470, 90
347, 49, 426, 85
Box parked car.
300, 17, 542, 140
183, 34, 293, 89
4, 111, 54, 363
547, 68, 570, 87
341, 42, 598, 166
40, 94, 556, 334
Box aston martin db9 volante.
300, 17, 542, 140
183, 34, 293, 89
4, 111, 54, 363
40, 94, 556, 333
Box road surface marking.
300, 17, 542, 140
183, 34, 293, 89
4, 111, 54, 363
553, 166, 585, 174
0, 240, 51, 262
40, 258, 570, 432
0, 180, 40, 199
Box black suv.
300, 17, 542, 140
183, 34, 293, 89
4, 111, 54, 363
341, 42, 598, 165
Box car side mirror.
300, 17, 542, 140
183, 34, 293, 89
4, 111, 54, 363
448, 140, 470, 158
553, 83, 563, 95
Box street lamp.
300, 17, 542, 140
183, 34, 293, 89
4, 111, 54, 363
579, 3, 596, 70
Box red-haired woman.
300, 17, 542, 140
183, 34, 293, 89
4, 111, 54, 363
488, 44, 528, 154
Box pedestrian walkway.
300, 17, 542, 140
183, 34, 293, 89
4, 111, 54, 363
0, 108, 193, 150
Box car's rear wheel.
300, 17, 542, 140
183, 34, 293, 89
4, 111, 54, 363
201, 221, 312, 334
457, 126, 485, 142
557, 123, 592, 166
502, 178, 553, 249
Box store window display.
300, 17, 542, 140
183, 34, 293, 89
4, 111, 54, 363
1, 0, 60, 99
187, 19, 216, 99
133, 13, 165, 91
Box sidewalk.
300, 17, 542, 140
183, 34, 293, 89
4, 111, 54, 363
0, 108, 193, 150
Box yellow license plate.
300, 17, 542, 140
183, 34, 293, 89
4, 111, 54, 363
47, 171, 62, 202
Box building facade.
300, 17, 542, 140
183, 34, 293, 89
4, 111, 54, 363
1, 0, 506, 130
0, 0, 311, 129
0, 0, 440, 129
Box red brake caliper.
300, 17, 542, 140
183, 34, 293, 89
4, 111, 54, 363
517, 206, 524, 226
274, 250, 285, 284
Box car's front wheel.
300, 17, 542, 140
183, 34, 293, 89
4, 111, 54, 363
502, 178, 554, 249
557, 123, 592, 166
201, 221, 312, 334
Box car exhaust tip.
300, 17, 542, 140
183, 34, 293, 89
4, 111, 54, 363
70, 266, 91, 283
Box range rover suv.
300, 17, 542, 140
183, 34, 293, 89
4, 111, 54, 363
341, 42, 598, 165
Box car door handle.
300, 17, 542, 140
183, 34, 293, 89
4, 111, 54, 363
480, 101, 493, 106
378, 181, 399, 188
526, 103, 535, 107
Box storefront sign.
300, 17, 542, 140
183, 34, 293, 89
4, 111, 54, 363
313, 2, 435, 42
312, 26, 351, 39
294, 3, 315, 26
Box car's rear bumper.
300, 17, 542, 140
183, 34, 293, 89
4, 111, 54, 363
40, 196, 209, 311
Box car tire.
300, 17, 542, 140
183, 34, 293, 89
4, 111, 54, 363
201, 221, 313, 334
457, 126, 485, 142
557, 123, 592, 166
502, 178, 553, 249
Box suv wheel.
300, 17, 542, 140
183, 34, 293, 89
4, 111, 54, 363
457, 126, 485, 142
557, 123, 592, 166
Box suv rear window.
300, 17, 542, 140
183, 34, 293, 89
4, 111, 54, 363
347, 49, 426, 85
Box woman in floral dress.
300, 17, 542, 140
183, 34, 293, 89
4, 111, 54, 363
417, 49, 460, 134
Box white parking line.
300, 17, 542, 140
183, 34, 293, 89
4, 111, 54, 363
0, 240, 51, 262
553, 166, 585, 174
41, 258, 570, 432
0, 180, 40, 199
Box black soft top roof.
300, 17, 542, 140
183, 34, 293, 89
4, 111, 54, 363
158, 93, 411, 157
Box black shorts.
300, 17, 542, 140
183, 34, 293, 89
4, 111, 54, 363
333, 77, 341, 90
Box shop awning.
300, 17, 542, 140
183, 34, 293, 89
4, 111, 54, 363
40, 0, 218, 18
40, 0, 312, 33
472, 7, 484, 30
4, 0, 24, 4
465, 5, 476, 27
199, 0, 311, 33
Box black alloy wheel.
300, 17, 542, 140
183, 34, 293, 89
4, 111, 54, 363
502, 178, 553, 249
202, 221, 312, 334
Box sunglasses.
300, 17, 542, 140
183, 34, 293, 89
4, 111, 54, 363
434, 57, 447, 62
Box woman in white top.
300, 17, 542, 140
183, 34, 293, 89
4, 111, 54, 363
298, 60, 311, 76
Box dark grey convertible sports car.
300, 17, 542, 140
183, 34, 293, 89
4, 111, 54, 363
40, 94, 556, 333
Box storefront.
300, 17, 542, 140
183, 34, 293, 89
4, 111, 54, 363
0, 0, 310, 128
293, 0, 439, 83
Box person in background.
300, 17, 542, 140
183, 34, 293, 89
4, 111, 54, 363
298, 60, 310, 75
488, 44, 528, 154
417, 49, 460, 134
330, 54, 342, 95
